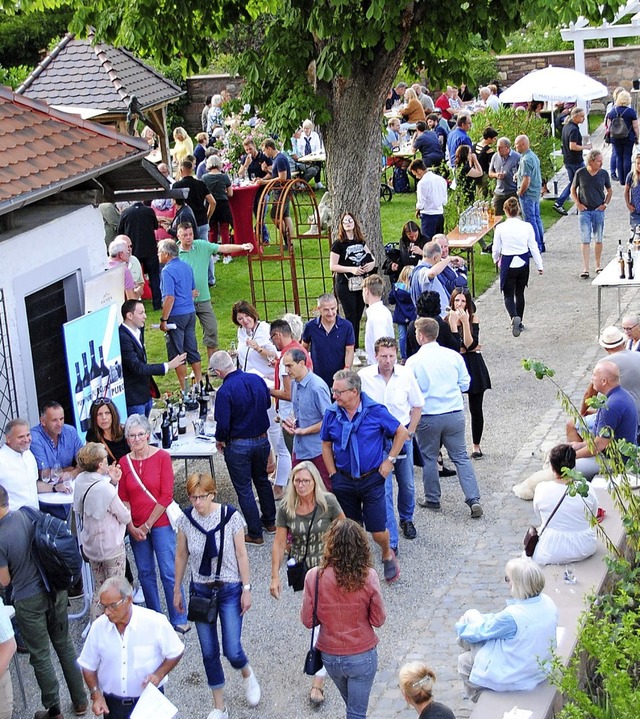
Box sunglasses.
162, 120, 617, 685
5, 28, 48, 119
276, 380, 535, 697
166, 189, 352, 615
93, 398, 113, 407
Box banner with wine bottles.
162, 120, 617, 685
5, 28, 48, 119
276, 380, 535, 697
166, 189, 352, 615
63, 302, 127, 439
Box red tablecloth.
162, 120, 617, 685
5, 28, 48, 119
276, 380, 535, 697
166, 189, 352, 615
229, 184, 260, 252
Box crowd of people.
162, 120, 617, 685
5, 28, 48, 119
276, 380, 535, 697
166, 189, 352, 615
0, 78, 634, 719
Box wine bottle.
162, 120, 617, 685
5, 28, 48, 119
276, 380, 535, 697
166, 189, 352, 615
89, 340, 101, 400
74, 362, 84, 426
627, 247, 634, 280
99, 346, 110, 398
161, 411, 172, 449
81, 352, 91, 432
170, 406, 179, 440
619, 240, 626, 279
178, 403, 187, 434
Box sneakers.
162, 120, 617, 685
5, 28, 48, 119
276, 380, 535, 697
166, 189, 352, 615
207, 709, 229, 719
73, 704, 88, 716
552, 203, 568, 216
244, 666, 261, 706
383, 554, 400, 582
480, 243, 493, 255
132, 586, 146, 604
244, 535, 265, 546
222, 255, 232, 264
417, 499, 441, 510
438, 465, 456, 478
262, 524, 277, 535
400, 520, 417, 540
352, 355, 362, 367
511, 316, 522, 337
470, 502, 484, 519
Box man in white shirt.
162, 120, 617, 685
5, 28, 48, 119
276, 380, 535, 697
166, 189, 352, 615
406, 317, 483, 518
0, 419, 38, 510
362, 275, 394, 366
78, 577, 184, 719
408, 159, 448, 240
360, 337, 423, 554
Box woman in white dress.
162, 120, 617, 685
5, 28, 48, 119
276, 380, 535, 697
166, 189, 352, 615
532, 444, 598, 565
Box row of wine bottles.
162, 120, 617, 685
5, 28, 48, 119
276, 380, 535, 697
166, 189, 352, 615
73, 340, 123, 431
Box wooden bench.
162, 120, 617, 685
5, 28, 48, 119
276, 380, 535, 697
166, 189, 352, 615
469, 486, 625, 719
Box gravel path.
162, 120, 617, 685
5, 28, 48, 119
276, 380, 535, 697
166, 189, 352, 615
9, 132, 640, 719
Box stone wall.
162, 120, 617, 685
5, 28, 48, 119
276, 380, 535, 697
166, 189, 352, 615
184, 74, 243, 133
495, 46, 640, 97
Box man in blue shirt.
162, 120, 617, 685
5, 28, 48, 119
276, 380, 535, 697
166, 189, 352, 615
260, 138, 293, 244
30, 401, 83, 486
210, 351, 276, 545
302, 294, 355, 386
406, 317, 483, 518
157, 239, 201, 391
447, 114, 473, 167
515, 134, 545, 253
320, 370, 409, 582
567, 359, 638, 480
282, 348, 332, 487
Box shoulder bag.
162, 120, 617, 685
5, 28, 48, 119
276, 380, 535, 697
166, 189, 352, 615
303, 570, 324, 675
287, 506, 317, 591
186, 505, 227, 623
78, 480, 103, 562
125, 454, 182, 531
524, 488, 568, 557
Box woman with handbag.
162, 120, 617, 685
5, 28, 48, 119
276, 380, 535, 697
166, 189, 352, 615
270, 462, 344, 706
86, 399, 129, 464
330, 213, 376, 350
173, 472, 261, 719
301, 519, 386, 719
73, 443, 131, 619
118, 414, 190, 633
531, 444, 598, 565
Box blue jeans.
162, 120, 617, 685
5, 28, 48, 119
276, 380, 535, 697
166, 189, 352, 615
631, 211, 640, 230
192, 582, 248, 689
127, 399, 153, 418
579, 209, 605, 244
321, 647, 378, 719
416, 411, 480, 505
556, 161, 584, 207
385, 439, 415, 549
223, 436, 275, 538
397, 323, 408, 359
519, 195, 544, 251
130, 524, 187, 626
612, 140, 633, 186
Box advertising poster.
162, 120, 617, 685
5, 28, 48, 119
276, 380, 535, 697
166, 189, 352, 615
84, 266, 125, 314
63, 302, 126, 439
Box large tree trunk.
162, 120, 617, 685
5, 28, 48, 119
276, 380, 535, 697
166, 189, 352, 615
320, 48, 409, 271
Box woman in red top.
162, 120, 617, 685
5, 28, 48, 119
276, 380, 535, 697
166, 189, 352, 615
118, 414, 189, 633
301, 519, 386, 719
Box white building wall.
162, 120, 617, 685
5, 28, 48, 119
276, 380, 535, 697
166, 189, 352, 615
0, 204, 108, 424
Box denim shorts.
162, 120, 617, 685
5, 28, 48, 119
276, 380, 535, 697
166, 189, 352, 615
579, 209, 604, 244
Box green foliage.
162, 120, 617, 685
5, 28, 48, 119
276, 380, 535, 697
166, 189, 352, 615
0, 63, 30, 89
503, 22, 572, 54
0, 8, 73, 69
224, 121, 271, 166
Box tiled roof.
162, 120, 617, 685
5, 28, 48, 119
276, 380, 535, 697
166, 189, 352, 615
16, 32, 183, 113
0, 85, 160, 216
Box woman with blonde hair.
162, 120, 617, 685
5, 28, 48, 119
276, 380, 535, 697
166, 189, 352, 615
399, 662, 455, 718
174, 472, 261, 719
172, 126, 194, 167
606, 89, 639, 186
301, 518, 386, 718
624, 153, 640, 229
271, 462, 344, 705
401, 87, 426, 128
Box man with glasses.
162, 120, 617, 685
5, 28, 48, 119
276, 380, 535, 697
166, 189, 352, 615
622, 314, 640, 351
320, 369, 409, 582
78, 576, 184, 719
0, 484, 87, 719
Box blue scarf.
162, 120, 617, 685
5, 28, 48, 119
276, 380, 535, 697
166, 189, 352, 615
327, 392, 378, 477
184, 505, 236, 577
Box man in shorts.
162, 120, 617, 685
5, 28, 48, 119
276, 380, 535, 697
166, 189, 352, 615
321, 369, 409, 582
157, 239, 201, 391
570, 149, 612, 278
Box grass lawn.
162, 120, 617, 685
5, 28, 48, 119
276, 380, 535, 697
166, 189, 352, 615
147, 190, 560, 395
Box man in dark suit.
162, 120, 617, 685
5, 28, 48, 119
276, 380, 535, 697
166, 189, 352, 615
119, 300, 185, 416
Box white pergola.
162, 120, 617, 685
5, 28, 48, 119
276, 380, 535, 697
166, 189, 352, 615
561, 1, 640, 73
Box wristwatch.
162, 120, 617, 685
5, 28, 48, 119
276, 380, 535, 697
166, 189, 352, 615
386, 455, 397, 464
242, 583, 252, 591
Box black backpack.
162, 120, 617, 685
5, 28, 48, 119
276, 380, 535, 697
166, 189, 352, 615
392, 167, 411, 193
20, 506, 83, 593
609, 109, 630, 141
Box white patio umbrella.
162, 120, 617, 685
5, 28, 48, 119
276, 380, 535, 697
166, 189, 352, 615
499, 65, 608, 104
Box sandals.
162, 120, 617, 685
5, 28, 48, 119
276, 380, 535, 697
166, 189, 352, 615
310, 685, 325, 707
580, 271, 590, 279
